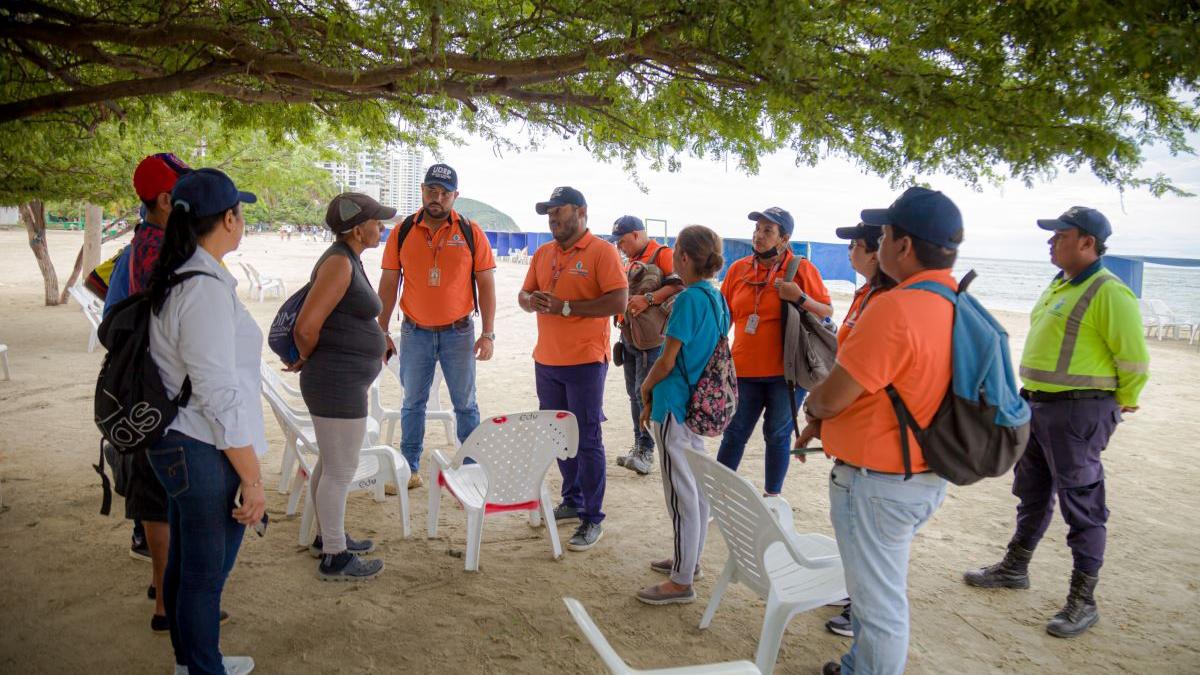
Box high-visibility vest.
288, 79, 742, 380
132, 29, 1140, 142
1019, 266, 1150, 407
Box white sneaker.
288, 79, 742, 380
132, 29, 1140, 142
223, 656, 255, 675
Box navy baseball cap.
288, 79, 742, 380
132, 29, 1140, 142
535, 186, 587, 215
423, 163, 458, 191
748, 207, 794, 238
861, 187, 962, 249
171, 168, 256, 218
1037, 206, 1111, 242
835, 222, 884, 251
612, 215, 645, 237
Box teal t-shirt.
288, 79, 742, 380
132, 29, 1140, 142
651, 281, 730, 424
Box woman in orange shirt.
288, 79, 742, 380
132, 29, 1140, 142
717, 207, 833, 495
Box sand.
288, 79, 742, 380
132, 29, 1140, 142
0, 228, 1197, 674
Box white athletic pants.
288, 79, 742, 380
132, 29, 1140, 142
650, 413, 710, 586
310, 415, 367, 554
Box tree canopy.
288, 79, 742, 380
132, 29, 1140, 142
1, 1, 1197, 194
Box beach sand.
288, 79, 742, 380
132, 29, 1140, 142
1, 229, 1197, 674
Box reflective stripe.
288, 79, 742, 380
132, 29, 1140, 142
1116, 359, 1150, 374
1019, 366, 1118, 389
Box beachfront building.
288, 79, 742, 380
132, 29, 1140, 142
319, 145, 424, 215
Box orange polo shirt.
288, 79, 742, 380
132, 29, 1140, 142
720, 251, 832, 378
822, 269, 956, 474
836, 284, 889, 346
617, 240, 673, 326
380, 209, 496, 326
522, 230, 628, 366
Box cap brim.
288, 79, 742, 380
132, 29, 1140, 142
748, 210, 785, 228
238, 191, 257, 205
370, 205, 398, 222
1036, 218, 1072, 231
423, 180, 456, 192
859, 207, 892, 225
834, 225, 864, 240
535, 200, 563, 215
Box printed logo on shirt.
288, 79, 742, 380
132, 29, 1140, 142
448, 232, 467, 247
569, 260, 589, 277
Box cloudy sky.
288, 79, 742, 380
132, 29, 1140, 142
433, 128, 1199, 262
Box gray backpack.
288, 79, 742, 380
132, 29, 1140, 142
780, 255, 838, 434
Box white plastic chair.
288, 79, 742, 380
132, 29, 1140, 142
237, 261, 286, 301
1146, 299, 1193, 341
67, 285, 104, 352
427, 410, 577, 572
0, 343, 9, 381
381, 350, 457, 446
684, 452, 847, 674
563, 598, 761, 675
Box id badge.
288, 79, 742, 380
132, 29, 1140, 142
428, 266, 441, 287
745, 313, 760, 335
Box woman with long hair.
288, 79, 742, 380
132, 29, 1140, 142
145, 168, 265, 675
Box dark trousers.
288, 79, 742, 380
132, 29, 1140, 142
716, 376, 805, 494
1012, 396, 1120, 574
621, 340, 663, 451
536, 362, 609, 524
147, 432, 245, 675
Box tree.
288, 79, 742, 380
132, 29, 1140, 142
1, 0, 1197, 194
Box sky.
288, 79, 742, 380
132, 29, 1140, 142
431, 128, 1200, 262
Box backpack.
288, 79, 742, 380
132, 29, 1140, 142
85, 246, 127, 300
268, 283, 311, 363
92, 270, 214, 514
885, 270, 1031, 484
392, 211, 479, 313
621, 258, 674, 350
678, 290, 738, 437
780, 254, 838, 435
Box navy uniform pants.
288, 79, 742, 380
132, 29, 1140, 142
1012, 396, 1121, 574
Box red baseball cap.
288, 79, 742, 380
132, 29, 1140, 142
133, 153, 192, 201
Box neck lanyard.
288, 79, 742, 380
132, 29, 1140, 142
549, 242, 584, 294
423, 213, 454, 267
748, 255, 785, 314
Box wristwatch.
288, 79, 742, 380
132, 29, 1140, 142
561, 300, 572, 317
480, 332, 496, 341
644, 292, 656, 306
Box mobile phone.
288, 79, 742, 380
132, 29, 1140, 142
234, 488, 269, 537
790, 446, 825, 457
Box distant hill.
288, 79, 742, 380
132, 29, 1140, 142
455, 198, 519, 232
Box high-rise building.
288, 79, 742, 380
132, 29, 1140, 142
319, 145, 424, 216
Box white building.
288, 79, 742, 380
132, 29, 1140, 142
320, 145, 424, 216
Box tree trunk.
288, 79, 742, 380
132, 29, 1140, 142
20, 200, 60, 306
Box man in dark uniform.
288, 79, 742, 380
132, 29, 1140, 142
963, 207, 1150, 638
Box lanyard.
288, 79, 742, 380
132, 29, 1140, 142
549, 245, 583, 294
423, 214, 455, 267
748, 255, 785, 314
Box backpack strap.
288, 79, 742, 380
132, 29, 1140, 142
782, 253, 805, 438
393, 212, 479, 314
93, 440, 113, 516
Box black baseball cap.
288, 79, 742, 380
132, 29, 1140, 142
325, 192, 397, 233
536, 186, 587, 215
1037, 206, 1111, 242
861, 186, 963, 249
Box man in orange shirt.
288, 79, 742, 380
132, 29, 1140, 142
798, 187, 960, 675
519, 186, 628, 551
612, 215, 683, 475
377, 164, 497, 486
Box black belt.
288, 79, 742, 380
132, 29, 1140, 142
1021, 388, 1112, 403
833, 459, 926, 477
403, 315, 471, 332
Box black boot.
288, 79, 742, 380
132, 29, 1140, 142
963, 541, 1033, 589
1046, 569, 1099, 638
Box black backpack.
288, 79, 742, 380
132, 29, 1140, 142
92, 270, 213, 514
393, 211, 479, 313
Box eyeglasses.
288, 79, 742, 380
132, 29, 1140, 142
847, 241, 860, 251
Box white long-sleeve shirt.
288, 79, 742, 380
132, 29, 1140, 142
150, 247, 267, 457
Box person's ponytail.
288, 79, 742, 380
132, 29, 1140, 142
146, 204, 227, 313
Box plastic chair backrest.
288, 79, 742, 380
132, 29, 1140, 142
452, 411, 578, 506
562, 598, 632, 674
683, 451, 796, 599
1148, 299, 1176, 321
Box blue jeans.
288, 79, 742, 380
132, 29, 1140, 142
535, 362, 608, 524
146, 431, 245, 675
829, 462, 947, 675
716, 377, 804, 494
399, 317, 481, 471
622, 340, 662, 451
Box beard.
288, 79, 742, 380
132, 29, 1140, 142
551, 213, 581, 244
424, 201, 448, 220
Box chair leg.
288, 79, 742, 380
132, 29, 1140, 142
277, 437, 298, 493
700, 557, 736, 629
383, 418, 397, 446
285, 469, 305, 516
392, 460, 411, 539
465, 510, 484, 572
441, 418, 456, 446
427, 470, 442, 538
1, 350, 9, 380
297, 481, 315, 546
88, 330, 98, 353
754, 594, 793, 675
542, 493, 562, 559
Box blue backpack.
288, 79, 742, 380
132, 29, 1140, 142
268, 283, 311, 363
886, 271, 1031, 485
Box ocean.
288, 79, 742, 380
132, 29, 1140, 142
826, 257, 1200, 320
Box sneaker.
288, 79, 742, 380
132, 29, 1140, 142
826, 597, 851, 607
615, 441, 638, 468
552, 503, 581, 524
130, 534, 151, 562
407, 473, 423, 490
822, 662, 841, 675
636, 581, 696, 606
318, 551, 384, 581
222, 656, 255, 675
566, 522, 603, 551
309, 535, 376, 558
649, 558, 703, 580
825, 604, 853, 637
153, 611, 229, 633
625, 448, 654, 475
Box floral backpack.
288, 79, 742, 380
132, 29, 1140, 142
678, 289, 738, 437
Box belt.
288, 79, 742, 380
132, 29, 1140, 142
833, 459, 926, 477
403, 315, 471, 332
1021, 388, 1112, 403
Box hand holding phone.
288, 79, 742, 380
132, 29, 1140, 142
234, 487, 269, 536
